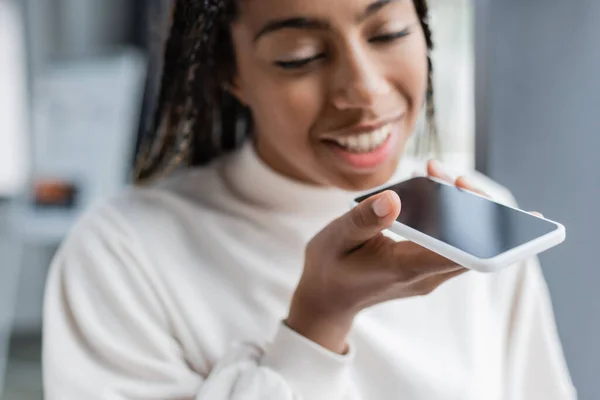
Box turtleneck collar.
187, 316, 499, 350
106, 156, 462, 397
219, 141, 422, 219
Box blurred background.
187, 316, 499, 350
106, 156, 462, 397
0, 0, 597, 398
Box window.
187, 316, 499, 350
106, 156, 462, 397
430, 0, 475, 170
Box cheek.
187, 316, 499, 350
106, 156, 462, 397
249, 77, 326, 146
386, 35, 429, 111
230, 27, 324, 149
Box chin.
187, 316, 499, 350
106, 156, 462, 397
326, 159, 401, 192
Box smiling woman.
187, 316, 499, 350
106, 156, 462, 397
42, 0, 575, 399
135, 0, 437, 189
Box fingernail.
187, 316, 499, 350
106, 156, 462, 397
372, 193, 393, 217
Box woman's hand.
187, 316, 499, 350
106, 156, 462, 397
286, 160, 487, 354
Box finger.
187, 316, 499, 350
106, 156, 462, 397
530, 211, 544, 218
428, 265, 468, 283
415, 267, 469, 296
392, 241, 461, 278
427, 160, 454, 184
454, 176, 491, 198
331, 190, 401, 252
414, 263, 465, 281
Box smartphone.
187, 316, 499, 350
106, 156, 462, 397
352, 177, 566, 273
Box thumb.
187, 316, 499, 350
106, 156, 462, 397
334, 190, 401, 251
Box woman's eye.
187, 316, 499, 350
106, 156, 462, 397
370, 28, 412, 43
274, 54, 324, 70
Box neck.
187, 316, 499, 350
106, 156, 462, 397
253, 137, 329, 188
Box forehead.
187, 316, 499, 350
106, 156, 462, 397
237, 0, 410, 25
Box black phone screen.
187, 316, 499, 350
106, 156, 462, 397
355, 177, 560, 259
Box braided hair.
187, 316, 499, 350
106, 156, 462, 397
134, 0, 437, 183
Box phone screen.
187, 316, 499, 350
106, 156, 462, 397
355, 177, 560, 259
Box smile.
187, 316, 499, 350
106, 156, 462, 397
328, 124, 393, 153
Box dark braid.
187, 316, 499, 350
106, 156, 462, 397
134, 0, 437, 183
413, 0, 438, 156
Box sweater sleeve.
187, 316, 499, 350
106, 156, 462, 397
43, 204, 356, 400
503, 258, 577, 400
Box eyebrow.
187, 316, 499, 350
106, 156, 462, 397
253, 0, 400, 43
363, 0, 399, 21
253, 18, 330, 43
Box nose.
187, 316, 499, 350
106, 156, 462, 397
330, 46, 391, 110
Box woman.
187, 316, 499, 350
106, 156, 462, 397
43, 0, 576, 399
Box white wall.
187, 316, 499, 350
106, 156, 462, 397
430, 0, 475, 169
0, 0, 29, 197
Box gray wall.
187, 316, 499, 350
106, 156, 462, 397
477, 0, 600, 398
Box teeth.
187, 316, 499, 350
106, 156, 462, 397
358, 133, 370, 149
348, 136, 359, 149
333, 125, 392, 153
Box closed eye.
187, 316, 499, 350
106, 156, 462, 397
274, 54, 325, 70
369, 28, 412, 43
273, 27, 412, 70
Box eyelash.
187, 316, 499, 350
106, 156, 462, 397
274, 28, 412, 70
369, 28, 412, 43
275, 55, 325, 70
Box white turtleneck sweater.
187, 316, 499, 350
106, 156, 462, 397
43, 143, 576, 400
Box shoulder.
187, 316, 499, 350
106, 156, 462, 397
46, 168, 227, 329
69, 161, 231, 240
52, 163, 233, 278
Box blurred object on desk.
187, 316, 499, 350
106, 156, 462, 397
32, 179, 79, 209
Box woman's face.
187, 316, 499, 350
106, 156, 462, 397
229, 0, 428, 191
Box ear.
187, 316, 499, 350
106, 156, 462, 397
224, 75, 247, 105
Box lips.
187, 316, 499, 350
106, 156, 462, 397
318, 115, 403, 170
323, 124, 399, 170
320, 114, 402, 152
